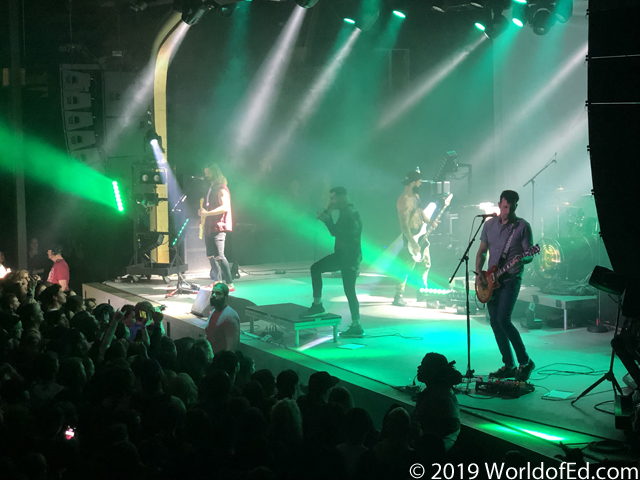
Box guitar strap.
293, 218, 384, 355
498, 221, 519, 266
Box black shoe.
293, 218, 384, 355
515, 360, 535, 382
299, 303, 326, 318
392, 295, 407, 307
340, 325, 364, 337
489, 366, 517, 379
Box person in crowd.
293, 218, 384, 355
46, 245, 70, 291
39, 284, 67, 312
276, 369, 299, 400
413, 352, 462, 451
63, 295, 85, 319
205, 283, 240, 354
235, 351, 255, 389
337, 408, 375, 478
0, 293, 20, 312
27, 237, 47, 276
0, 251, 10, 279
84, 297, 97, 314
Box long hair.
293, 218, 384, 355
208, 164, 227, 186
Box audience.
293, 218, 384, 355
0, 275, 574, 480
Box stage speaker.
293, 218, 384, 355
191, 287, 212, 317
588, 0, 640, 283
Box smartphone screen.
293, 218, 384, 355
65, 427, 75, 440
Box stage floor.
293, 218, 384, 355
93, 261, 636, 461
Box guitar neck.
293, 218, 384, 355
496, 251, 530, 278
424, 204, 450, 237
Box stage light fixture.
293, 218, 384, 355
344, 17, 356, 24
392, 10, 406, 19
554, 0, 572, 23
137, 232, 164, 255
295, 0, 319, 8
484, 12, 508, 39
529, 2, 555, 35
474, 22, 486, 31
512, 2, 525, 26
431, 0, 447, 13
112, 181, 124, 212
513, 0, 527, 3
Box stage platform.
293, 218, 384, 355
83, 261, 638, 464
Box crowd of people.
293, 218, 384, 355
1, 249, 598, 479
0, 262, 493, 480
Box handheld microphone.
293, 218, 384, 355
476, 213, 497, 218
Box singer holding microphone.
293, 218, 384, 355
299, 187, 364, 338
475, 190, 535, 382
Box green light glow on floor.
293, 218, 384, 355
0, 121, 122, 211
481, 423, 570, 443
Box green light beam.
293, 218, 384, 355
1, 121, 122, 211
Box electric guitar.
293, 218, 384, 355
475, 245, 541, 303
409, 193, 453, 262
199, 199, 205, 240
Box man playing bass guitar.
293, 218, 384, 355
394, 170, 439, 307
475, 190, 535, 382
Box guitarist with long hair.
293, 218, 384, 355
475, 190, 535, 382
198, 164, 235, 292
393, 170, 439, 307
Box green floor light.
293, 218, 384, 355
475, 22, 486, 31
344, 18, 355, 24
392, 10, 406, 19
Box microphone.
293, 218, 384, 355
476, 213, 497, 218
191, 176, 205, 180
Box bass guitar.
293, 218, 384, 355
475, 245, 541, 303
409, 193, 453, 262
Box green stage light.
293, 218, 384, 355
475, 22, 486, 31
112, 181, 124, 212
513, 18, 524, 27
392, 10, 406, 19
344, 17, 355, 24
513, 0, 527, 3
172, 218, 189, 246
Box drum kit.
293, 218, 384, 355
533, 193, 601, 284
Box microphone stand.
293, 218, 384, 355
523, 153, 557, 236
449, 216, 489, 391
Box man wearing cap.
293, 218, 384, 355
205, 283, 240, 354
300, 186, 364, 338
47, 245, 70, 291
394, 170, 439, 306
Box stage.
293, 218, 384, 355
83, 261, 637, 464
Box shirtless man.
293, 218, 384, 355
394, 170, 438, 306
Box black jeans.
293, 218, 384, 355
487, 277, 529, 368
311, 253, 360, 321
396, 235, 431, 296
206, 232, 232, 284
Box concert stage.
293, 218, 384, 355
83, 261, 637, 464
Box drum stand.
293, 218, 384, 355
449, 216, 489, 391
572, 297, 624, 404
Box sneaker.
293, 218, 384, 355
299, 303, 326, 318
392, 294, 407, 307
515, 360, 535, 382
226, 284, 236, 293
340, 325, 365, 337
489, 366, 517, 379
